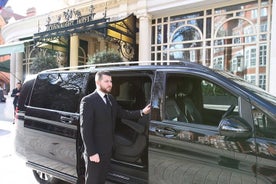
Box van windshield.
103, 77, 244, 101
215, 70, 276, 106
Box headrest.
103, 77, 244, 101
179, 80, 193, 95
166, 80, 178, 97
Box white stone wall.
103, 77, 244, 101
269, 1, 276, 95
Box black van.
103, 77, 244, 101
15, 61, 276, 184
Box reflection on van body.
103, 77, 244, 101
14, 62, 276, 184
149, 69, 276, 184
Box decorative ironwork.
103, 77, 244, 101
117, 40, 135, 60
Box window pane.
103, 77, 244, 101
254, 106, 276, 139
30, 73, 85, 112
171, 26, 201, 42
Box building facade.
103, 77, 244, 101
1, 0, 276, 95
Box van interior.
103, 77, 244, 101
78, 73, 152, 179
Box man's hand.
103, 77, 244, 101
89, 153, 100, 163
142, 104, 151, 115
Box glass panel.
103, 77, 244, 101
254, 105, 276, 139
260, 22, 268, 32
260, 34, 267, 41
214, 14, 233, 30
157, 18, 162, 23
206, 9, 212, 15
259, 74, 266, 90
171, 26, 201, 42
187, 19, 203, 33
169, 49, 202, 62
157, 53, 161, 60
151, 26, 155, 44
261, 0, 269, 5
244, 75, 256, 85
213, 56, 224, 70
260, 7, 268, 17
30, 73, 85, 112
202, 80, 238, 112
245, 36, 257, 43
213, 45, 259, 79
216, 19, 253, 37
151, 53, 155, 60
205, 48, 211, 67
245, 47, 256, 67
170, 42, 202, 49
215, 2, 258, 13
157, 25, 162, 44
206, 18, 212, 38
163, 52, 167, 60
163, 24, 168, 43
259, 45, 267, 66
170, 22, 185, 36
170, 11, 203, 21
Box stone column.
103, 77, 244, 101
137, 14, 152, 62
10, 53, 16, 91
269, 2, 276, 95
16, 52, 23, 82
70, 35, 79, 67
99, 38, 106, 51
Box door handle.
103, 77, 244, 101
155, 127, 177, 137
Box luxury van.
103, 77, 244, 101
15, 61, 276, 184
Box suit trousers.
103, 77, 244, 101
84, 152, 112, 184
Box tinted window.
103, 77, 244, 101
164, 75, 240, 126
111, 76, 151, 110
254, 105, 276, 139
17, 78, 35, 111
30, 72, 86, 112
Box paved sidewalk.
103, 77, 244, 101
0, 94, 38, 184
0, 94, 14, 123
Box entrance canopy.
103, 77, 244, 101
107, 14, 136, 45
33, 14, 137, 51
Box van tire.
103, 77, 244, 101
32, 170, 60, 184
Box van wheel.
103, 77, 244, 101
32, 170, 60, 184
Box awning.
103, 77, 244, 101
36, 37, 68, 52
0, 59, 10, 72
0, 40, 32, 56
34, 14, 137, 46
107, 14, 137, 45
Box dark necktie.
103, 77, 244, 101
104, 94, 111, 106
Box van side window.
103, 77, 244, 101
253, 106, 276, 139
164, 76, 239, 126
201, 80, 239, 125
112, 76, 151, 110
30, 73, 85, 112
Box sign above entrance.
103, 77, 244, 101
44, 5, 98, 32
34, 4, 107, 40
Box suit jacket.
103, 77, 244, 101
80, 91, 141, 157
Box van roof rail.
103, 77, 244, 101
41, 60, 184, 73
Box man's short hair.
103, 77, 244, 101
95, 71, 111, 82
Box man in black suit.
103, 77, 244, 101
80, 71, 150, 184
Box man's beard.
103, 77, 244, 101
100, 86, 112, 94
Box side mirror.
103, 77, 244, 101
218, 116, 252, 139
